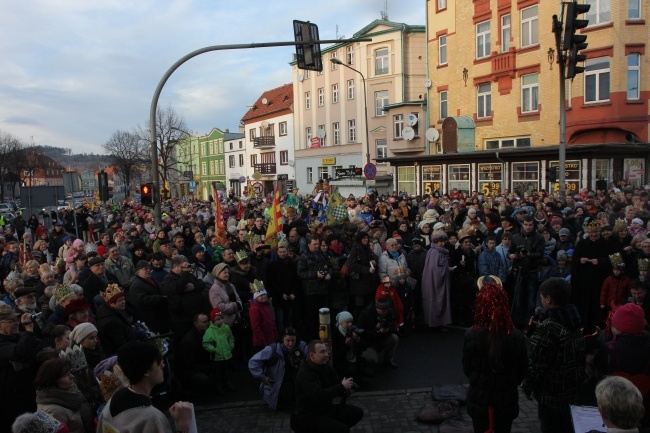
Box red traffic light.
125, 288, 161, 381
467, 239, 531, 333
142, 185, 150, 194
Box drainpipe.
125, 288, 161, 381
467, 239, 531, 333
424, 3, 430, 156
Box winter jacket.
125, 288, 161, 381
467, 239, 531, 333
95, 304, 136, 355
478, 248, 506, 282
522, 304, 585, 409
127, 276, 170, 333
249, 298, 277, 348
347, 242, 379, 296
248, 340, 308, 410
463, 328, 528, 423
600, 274, 632, 308
293, 357, 346, 421
510, 229, 545, 271
266, 257, 299, 306
202, 322, 234, 361
378, 250, 409, 280
161, 270, 208, 334
296, 250, 330, 296
104, 255, 135, 288
208, 278, 242, 327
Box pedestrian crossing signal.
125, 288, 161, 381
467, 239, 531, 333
141, 183, 153, 206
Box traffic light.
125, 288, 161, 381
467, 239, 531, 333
547, 167, 558, 183
563, 1, 590, 79
141, 183, 153, 206
97, 171, 109, 202
293, 20, 322, 72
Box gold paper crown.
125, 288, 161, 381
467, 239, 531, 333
278, 239, 289, 249
245, 232, 262, 249
250, 279, 266, 294
583, 219, 602, 232
477, 275, 503, 289
53, 284, 74, 304
394, 266, 406, 277
235, 250, 250, 263
98, 364, 129, 402
15, 411, 62, 433
609, 252, 624, 268
639, 258, 649, 272
101, 283, 123, 303
613, 218, 628, 232
60, 345, 88, 372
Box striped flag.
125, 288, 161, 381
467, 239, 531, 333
212, 182, 227, 245
264, 186, 283, 250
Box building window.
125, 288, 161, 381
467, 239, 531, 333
627, 53, 640, 100
229, 142, 233, 150
333, 122, 340, 145
280, 150, 289, 165
521, 73, 539, 113
476, 21, 491, 59
319, 166, 329, 181
239, 154, 244, 167
594, 159, 610, 187
332, 84, 339, 103
585, 57, 610, 103
439, 90, 448, 120
306, 167, 313, 184
586, 0, 611, 26
219, 160, 224, 175
318, 88, 325, 106
629, 0, 641, 19
397, 166, 416, 195
511, 162, 539, 195
305, 70, 310, 79
347, 79, 355, 99
250, 154, 257, 167
375, 48, 389, 75
318, 125, 326, 147
376, 139, 387, 160
438, 0, 447, 10
438, 34, 447, 65
305, 91, 311, 109
521, 5, 538, 47
330, 52, 338, 70
279, 121, 288, 136
201, 162, 206, 175
477, 83, 491, 118
306, 127, 312, 146
210, 160, 215, 175
411, 113, 420, 136
375, 91, 388, 116
239, 141, 243, 149
394, 114, 404, 138
448, 164, 471, 193
229, 155, 235, 168
249, 129, 256, 142
485, 137, 531, 149
501, 14, 511, 52
348, 120, 356, 142
346, 45, 354, 65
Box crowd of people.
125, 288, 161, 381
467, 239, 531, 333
0, 178, 650, 432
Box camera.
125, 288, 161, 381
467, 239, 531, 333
346, 325, 364, 339
516, 245, 528, 255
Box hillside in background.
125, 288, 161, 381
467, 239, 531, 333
40, 145, 113, 171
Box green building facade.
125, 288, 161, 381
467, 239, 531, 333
198, 128, 226, 200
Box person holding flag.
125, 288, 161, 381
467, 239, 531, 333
265, 187, 283, 250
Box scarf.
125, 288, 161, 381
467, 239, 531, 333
36, 385, 85, 411
388, 250, 399, 260
329, 243, 344, 255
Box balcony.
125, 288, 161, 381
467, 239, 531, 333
254, 163, 277, 175
491, 50, 516, 76
253, 136, 275, 148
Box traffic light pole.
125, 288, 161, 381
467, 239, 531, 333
553, 13, 567, 202
149, 37, 371, 227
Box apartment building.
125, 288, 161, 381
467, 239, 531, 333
381, 0, 649, 196
291, 19, 426, 195
224, 130, 246, 196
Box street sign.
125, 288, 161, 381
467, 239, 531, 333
188, 181, 196, 191
335, 167, 362, 178
252, 182, 263, 195
252, 171, 262, 181
364, 163, 377, 180
238, 176, 246, 183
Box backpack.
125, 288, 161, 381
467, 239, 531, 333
417, 401, 459, 423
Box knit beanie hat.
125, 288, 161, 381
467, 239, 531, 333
73, 239, 84, 248
209, 307, 223, 321
336, 311, 353, 325
612, 303, 646, 335
70, 322, 98, 345
213, 263, 229, 278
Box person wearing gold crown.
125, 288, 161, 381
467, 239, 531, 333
571, 218, 617, 328
599, 253, 632, 314
95, 284, 136, 356
249, 280, 277, 353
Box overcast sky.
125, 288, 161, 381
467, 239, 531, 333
0, 0, 424, 154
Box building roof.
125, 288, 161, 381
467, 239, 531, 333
241, 83, 293, 123
224, 132, 245, 140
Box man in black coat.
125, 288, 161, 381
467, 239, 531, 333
266, 243, 299, 334
177, 313, 214, 396
162, 255, 208, 344
356, 298, 399, 368
127, 261, 170, 333
77, 256, 110, 310
291, 340, 363, 433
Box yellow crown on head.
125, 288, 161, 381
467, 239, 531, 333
244, 232, 262, 249
639, 258, 649, 272
278, 239, 289, 249
59, 345, 88, 372
53, 284, 74, 304
613, 218, 628, 232
98, 364, 129, 402
609, 252, 624, 268
250, 279, 265, 294
235, 250, 250, 263
101, 283, 123, 303
583, 219, 602, 232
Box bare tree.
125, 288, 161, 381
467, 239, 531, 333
103, 130, 147, 198
136, 106, 189, 198
0, 130, 25, 201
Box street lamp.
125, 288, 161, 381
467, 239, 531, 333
330, 58, 370, 165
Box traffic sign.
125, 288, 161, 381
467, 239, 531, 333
239, 176, 246, 183
252, 171, 262, 181
252, 182, 263, 195
364, 163, 377, 180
